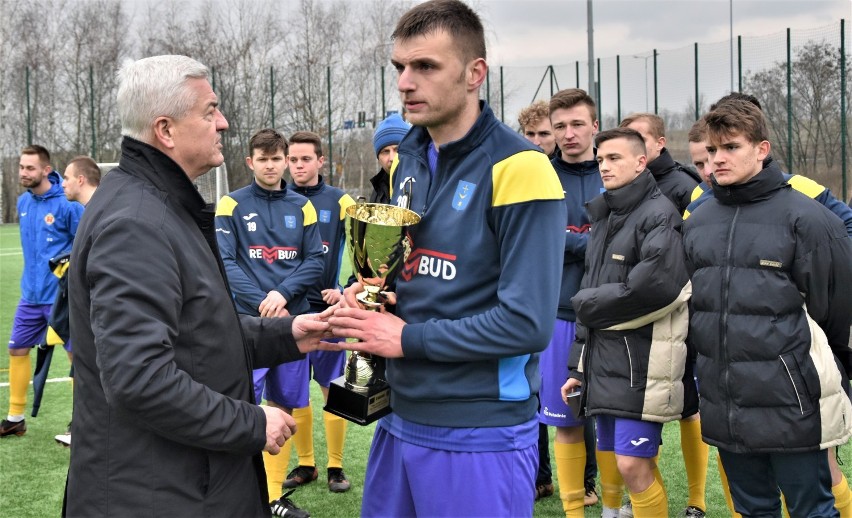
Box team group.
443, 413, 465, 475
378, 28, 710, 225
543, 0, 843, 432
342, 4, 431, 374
4, 1, 852, 518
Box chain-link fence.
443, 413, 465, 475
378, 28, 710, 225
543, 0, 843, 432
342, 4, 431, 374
2, 20, 848, 222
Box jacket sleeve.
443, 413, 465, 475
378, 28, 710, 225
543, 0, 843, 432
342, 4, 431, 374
86, 217, 266, 454
215, 198, 267, 312
275, 202, 325, 305
567, 322, 587, 383
572, 217, 690, 330
401, 151, 566, 361
793, 221, 852, 375
238, 314, 307, 368
814, 188, 852, 237
565, 231, 589, 264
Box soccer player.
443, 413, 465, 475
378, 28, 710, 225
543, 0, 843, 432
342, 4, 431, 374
282, 130, 356, 493
1, 145, 83, 438
326, 1, 566, 516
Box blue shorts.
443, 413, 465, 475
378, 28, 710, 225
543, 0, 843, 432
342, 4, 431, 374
8, 301, 71, 352
595, 415, 662, 458
361, 424, 537, 517
253, 351, 346, 408
539, 319, 584, 427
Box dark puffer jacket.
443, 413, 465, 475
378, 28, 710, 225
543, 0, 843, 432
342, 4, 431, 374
683, 160, 852, 453
569, 170, 691, 423
648, 148, 699, 214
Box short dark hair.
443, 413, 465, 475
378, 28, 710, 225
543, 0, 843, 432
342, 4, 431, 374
687, 118, 707, 143
620, 112, 666, 139
288, 131, 324, 158
392, 0, 485, 62
705, 99, 769, 145
249, 128, 288, 157
710, 92, 762, 111
549, 89, 597, 121
67, 156, 101, 187
594, 127, 647, 156
21, 145, 50, 164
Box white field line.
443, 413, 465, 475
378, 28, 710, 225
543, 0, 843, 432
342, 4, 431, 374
0, 376, 72, 388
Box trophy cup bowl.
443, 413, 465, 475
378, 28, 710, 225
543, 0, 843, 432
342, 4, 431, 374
323, 202, 420, 425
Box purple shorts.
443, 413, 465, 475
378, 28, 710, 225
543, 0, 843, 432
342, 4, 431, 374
361, 424, 537, 517
253, 351, 346, 408
8, 301, 73, 352
595, 414, 662, 458
539, 319, 584, 427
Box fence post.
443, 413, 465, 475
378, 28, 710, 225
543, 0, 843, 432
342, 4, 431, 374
694, 43, 700, 120
841, 19, 847, 202
616, 55, 621, 123
786, 28, 793, 173
327, 66, 333, 186
26, 66, 32, 145
500, 66, 505, 123
381, 65, 386, 119
270, 66, 275, 128
575, 61, 580, 88
486, 68, 491, 104
90, 65, 96, 158
737, 35, 743, 92
653, 49, 658, 114
596, 57, 601, 123
211, 66, 216, 92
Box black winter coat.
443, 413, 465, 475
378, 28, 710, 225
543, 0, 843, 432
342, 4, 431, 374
683, 160, 852, 453
648, 148, 700, 214
569, 170, 691, 422
65, 138, 306, 517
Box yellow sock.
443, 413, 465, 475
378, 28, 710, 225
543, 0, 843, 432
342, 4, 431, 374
680, 418, 708, 511
597, 449, 624, 509
630, 478, 667, 518
9, 354, 32, 417
833, 473, 852, 518
292, 405, 315, 467
555, 441, 586, 518
264, 439, 293, 502
652, 447, 663, 487
323, 411, 347, 469
718, 453, 743, 518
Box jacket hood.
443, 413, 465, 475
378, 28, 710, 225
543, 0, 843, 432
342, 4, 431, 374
31, 170, 65, 200
587, 169, 658, 220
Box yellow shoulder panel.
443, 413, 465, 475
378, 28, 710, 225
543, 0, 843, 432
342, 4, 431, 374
303, 200, 318, 225
787, 175, 824, 199
215, 195, 238, 217
389, 156, 400, 197
339, 194, 356, 220
689, 184, 704, 203
492, 150, 564, 207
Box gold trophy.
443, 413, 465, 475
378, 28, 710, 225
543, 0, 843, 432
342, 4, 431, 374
323, 202, 420, 425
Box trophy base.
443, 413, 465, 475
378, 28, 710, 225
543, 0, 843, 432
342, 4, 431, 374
323, 376, 392, 426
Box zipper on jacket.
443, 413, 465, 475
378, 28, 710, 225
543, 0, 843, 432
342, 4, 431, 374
624, 337, 635, 387
779, 355, 806, 415
721, 206, 740, 442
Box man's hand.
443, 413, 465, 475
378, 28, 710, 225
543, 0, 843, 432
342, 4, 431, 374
321, 288, 342, 306
327, 306, 405, 358
561, 378, 582, 404
259, 291, 288, 318
262, 405, 296, 454
291, 313, 335, 353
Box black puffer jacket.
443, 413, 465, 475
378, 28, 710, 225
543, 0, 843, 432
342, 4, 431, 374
569, 170, 691, 423
648, 148, 700, 214
683, 160, 852, 453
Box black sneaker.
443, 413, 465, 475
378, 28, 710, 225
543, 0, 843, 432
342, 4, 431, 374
283, 465, 318, 488
534, 482, 554, 501
327, 468, 351, 493
0, 419, 26, 437
270, 489, 310, 518
684, 505, 706, 517
584, 478, 599, 506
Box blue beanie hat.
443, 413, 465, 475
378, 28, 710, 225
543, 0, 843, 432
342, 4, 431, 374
373, 114, 410, 156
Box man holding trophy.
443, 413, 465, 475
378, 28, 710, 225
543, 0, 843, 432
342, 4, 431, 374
324, 1, 567, 516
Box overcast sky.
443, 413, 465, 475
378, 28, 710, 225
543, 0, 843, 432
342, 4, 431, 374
478, 0, 850, 67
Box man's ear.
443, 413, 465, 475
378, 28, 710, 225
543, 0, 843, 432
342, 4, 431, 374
657, 136, 666, 152
153, 116, 176, 150
468, 58, 487, 92
757, 140, 771, 161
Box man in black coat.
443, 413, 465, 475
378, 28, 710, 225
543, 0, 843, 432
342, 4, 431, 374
64, 55, 330, 518
683, 99, 852, 518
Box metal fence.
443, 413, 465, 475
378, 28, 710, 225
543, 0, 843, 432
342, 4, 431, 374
2, 20, 849, 223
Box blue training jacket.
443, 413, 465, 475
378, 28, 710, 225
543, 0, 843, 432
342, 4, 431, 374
389, 102, 567, 428
18, 170, 83, 304
215, 181, 324, 316
551, 155, 603, 321
290, 176, 355, 312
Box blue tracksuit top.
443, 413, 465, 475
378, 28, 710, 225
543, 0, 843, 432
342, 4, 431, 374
291, 176, 355, 312
551, 155, 603, 322
215, 181, 324, 316
389, 102, 567, 428
18, 170, 84, 304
